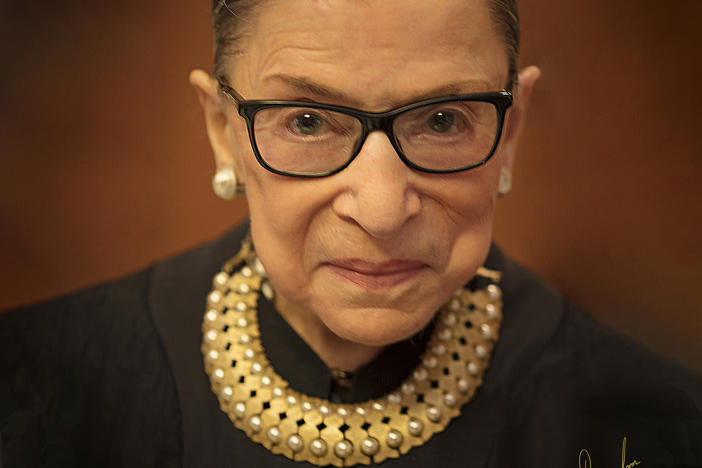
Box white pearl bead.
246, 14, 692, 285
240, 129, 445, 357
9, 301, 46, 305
443, 392, 457, 407
273, 388, 284, 398
480, 323, 492, 338
337, 407, 349, 418
302, 402, 313, 412
233, 401, 246, 418
236, 317, 248, 329
267, 426, 281, 444
239, 333, 251, 345
426, 405, 442, 422
433, 344, 446, 355
253, 258, 267, 276
386, 430, 403, 448
413, 368, 428, 381
208, 291, 222, 304
287, 395, 297, 406
318, 405, 330, 416
206, 330, 217, 341
443, 313, 457, 326
261, 282, 274, 300
243, 349, 255, 360
206, 310, 217, 322
237, 283, 251, 294
449, 298, 461, 311
251, 362, 263, 374
485, 303, 497, 319
388, 393, 401, 404
475, 344, 487, 358
208, 350, 219, 361
439, 329, 452, 341
235, 301, 248, 312
221, 386, 233, 400
241, 266, 253, 278
334, 440, 353, 458
214, 272, 229, 286
355, 407, 367, 416
401, 382, 415, 394
310, 438, 328, 457
486, 284, 501, 300
249, 415, 262, 432
372, 402, 385, 412
361, 437, 380, 456
213, 368, 224, 381
467, 362, 479, 376
407, 417, 424, 436
457, 378, 470, 394
423, 357, 438, 368
287, 434, 304, 452
261, 376, 272, 387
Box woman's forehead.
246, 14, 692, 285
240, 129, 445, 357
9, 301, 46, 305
234, 0, 508, 105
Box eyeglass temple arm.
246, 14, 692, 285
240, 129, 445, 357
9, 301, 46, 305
216, 77, 246, 103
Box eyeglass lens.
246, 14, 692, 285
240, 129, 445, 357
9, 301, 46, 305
252, 100, 499, 175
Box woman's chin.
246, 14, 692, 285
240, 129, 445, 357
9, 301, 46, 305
318, 304, 437, 347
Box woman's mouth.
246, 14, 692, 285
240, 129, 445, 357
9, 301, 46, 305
323, 259, 428, 289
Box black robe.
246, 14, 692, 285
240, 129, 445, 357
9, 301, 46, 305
2, 222, 701, 467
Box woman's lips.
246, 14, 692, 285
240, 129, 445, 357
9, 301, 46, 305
323, 259, 428, 289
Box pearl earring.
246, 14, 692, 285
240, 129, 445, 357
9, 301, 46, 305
498, 168, 512, 196
212, 166, 244, 200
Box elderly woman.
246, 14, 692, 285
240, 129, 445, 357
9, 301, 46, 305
1, 0, 700, 467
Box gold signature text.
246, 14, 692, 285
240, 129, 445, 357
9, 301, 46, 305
578, 437, 641, 468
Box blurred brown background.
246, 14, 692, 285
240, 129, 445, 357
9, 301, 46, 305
1, 1, 700, 372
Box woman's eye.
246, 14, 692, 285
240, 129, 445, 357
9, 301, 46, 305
290, 113, 326, 135
426, 111, 459, 134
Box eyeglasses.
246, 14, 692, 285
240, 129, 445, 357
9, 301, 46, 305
218, 79, 513, 178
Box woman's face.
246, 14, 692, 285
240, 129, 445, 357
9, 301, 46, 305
214, 0, 526, 346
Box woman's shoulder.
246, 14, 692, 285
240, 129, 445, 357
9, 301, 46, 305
0, 222, 250, 467
487, 246, 702, 466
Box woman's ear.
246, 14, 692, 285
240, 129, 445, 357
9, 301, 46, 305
499, 65, 541, 174
189, 69, 243, 177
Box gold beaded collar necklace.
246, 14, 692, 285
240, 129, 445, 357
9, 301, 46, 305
202, 238, 503, 466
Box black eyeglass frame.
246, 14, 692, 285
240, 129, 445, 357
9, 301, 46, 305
218, 79, 513, 178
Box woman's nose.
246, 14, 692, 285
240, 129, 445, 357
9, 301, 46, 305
332, 131, 422, 239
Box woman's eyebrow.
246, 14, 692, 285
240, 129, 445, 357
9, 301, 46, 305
263, 74, 348, 101
262, 73, 495, 104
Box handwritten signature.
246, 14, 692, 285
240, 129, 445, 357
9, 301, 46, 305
579, 437, 640, 468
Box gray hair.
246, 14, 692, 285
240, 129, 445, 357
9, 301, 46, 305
212, 0, 519, 88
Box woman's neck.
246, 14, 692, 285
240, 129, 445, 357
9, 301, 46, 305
273, 294, 385, 372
